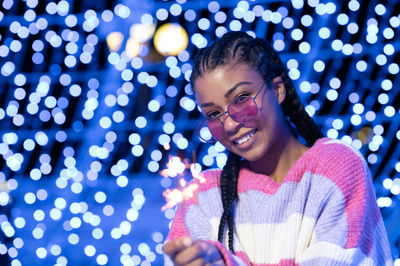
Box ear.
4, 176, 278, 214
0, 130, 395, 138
272, 77, 286, 104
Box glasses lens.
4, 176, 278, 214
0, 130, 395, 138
197, 119, 222, 142
228, 96, 258, 123
206, 118, 224, 140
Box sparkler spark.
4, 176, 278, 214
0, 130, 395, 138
160, 156, 204, 211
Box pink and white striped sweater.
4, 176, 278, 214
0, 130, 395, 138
165, 138, 393, 265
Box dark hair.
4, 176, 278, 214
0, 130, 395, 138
191, 31, 323, 253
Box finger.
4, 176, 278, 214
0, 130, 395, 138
197, 241, 221, 263
184, 257, 207, 266
163, 237, 192, 257
175, 241, 221, 266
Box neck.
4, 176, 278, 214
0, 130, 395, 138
248, 132, 309, 183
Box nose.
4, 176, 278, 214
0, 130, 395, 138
222, 114, 241, 136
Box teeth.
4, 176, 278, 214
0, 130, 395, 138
235, 130, 255, 145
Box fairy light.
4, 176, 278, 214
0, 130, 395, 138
0, 0, 398, 264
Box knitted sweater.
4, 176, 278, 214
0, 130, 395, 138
165, 138, 393, 265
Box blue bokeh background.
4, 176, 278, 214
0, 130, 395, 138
0, 0, 399, 265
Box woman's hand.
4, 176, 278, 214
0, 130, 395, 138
163, 237, 225, 265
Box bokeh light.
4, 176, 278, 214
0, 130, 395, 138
0, 0, 399, 264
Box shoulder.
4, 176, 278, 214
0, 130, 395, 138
310, 138, 366, 168
309, 138, 370, 193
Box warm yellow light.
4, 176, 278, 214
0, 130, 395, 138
125, 37, 140, 58
130, 23, 156, 43
106, 32, 124, 52
153, 23, 188, 56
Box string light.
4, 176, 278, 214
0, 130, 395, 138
0, 0, 398, 264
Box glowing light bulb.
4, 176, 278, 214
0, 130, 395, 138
153, 23, 188, 56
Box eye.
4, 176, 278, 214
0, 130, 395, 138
206, 111, 221, 119
233, 92, 251, 103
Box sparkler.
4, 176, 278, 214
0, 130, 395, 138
160, 155, 205, 211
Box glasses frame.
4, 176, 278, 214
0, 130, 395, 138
196, 80, 268, 143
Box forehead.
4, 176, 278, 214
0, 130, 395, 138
193, 65, 262, 102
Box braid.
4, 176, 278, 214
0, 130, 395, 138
280, 71, 323, 146
217, 151, 240, 253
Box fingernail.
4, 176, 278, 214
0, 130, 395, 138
182, 237, 192, 247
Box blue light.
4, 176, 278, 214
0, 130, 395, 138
215, 26, 227, 37
350, 114, 362, 126
229, 20, 242, 31
273, 40, 285, 51
378, 93, 389, 105
158, 134, 170, 145
191, 33, 208, 49
326, 89, 338, 101
165, 56, 178, 68
181, 9, 196, 22
198, 18, 210, 30
32, 52, 44, 64
129, 133, 141, 145
331, 39, 343, 51
36, 18, 48, 30
163, 122, 175, 134
208, 1, 220, 13
388, 63, 399, 75
148, 161, 159, 172
24, 9, 36, 22
384, 106, 395, 117
156, 8, 168, 21
342, 44, 353, 55
282, 17, 294, 29
170, 4, 182, 16
10, 40, 22, 52
271, 12, 282, 24
318, 27, 330, 39
366, 34, 378, 44
389, 16, 400, 27
348, 0, 360, 11
65, 14, 77, 27
148, 100, 160, 112
300, 81, 311, 93
347, 22, 359, 34
27, 0, 39, 8
298, 42, 310, 54
373, 125, 384, 135
313, 60, 325, 72
348, 92, 359, 103
376, 54, 387, 66
32, 39, 44, 52
353, 103, 364, 114
177, 138, 188, 149
28, 23, 39, 34
337, 13, 349, 25
301, 14, 312, 27
383, 44, 394, 56
0, 45, 9, 57
287, 59, 298, 69
1, 61, 15, 76
292, 0, 304, 9
356, 60, 367, 72
375, 4, 386, 16
329, 77, 341, 89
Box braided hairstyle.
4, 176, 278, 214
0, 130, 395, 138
190, 31, 323, 253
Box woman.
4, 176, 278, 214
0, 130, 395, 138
163, 31, 392, 265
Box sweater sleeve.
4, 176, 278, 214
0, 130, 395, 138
164, 170, 248, 266
299, 140, 393, 265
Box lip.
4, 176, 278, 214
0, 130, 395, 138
232, 129, 257, 146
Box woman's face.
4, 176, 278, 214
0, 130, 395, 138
193, 64, 290, 162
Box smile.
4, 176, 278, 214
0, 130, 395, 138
235, 130, 256, 145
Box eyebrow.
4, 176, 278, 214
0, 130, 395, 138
199, 81, 253, 108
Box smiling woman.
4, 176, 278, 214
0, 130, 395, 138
163, 31, 393, 265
